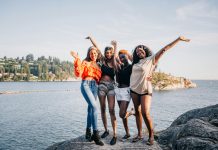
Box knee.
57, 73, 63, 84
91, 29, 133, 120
119, 111, 126, 119
109, 108, 115, 115
100, 107, 106, 113
142, 111, 151, 119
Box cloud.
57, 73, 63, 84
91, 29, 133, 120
176, 0, 218, 20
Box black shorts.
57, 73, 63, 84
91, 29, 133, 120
130, 90, 152, 97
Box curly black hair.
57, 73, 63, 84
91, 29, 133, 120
132, 45, 153, 65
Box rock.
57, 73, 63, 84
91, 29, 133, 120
157, 104, 218, 150
46, 132, 162, 150
152, 72, 197, 90
46, 105, 218, 150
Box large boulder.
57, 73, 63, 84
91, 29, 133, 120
157, 104, 218, 150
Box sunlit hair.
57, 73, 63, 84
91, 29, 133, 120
118, 49, 128, 55
85, 46, 103, 62
132, 45, 153, 65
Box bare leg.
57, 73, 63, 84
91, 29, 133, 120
140, 95, 154, 140
98, 94, 107, 131
107, 95, 117, 137
131, 92, 142, 138
118, 101, 130, 136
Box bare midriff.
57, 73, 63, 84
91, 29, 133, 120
100, 75, 114, 82
84, 77, 96, 80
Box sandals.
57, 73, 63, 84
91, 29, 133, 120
132, 136, 143, 143
110, 136, 117, 145
122, 134, 131, 140
146, 136, 154, 145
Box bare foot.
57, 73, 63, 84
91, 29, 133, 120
125, 107, 135, 118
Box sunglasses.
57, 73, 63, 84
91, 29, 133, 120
119, 54, 126, 59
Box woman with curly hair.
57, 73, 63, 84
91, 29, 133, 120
130, 36, 190, 145
70, 43, 104, 146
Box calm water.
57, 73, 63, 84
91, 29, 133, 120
0, 81, 217, 150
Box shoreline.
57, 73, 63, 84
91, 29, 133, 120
46, 104, 218, 150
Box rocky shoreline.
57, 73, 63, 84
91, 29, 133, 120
152, 72, 197, 90
46, 104, 218, 150
157, 104, 218, 149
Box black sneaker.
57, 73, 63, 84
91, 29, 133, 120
110, 136, 117, 145
122, 134, 130, 139
101, 130, 109, 138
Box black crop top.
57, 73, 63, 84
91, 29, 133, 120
116, 64, 132, 86
101, 63, 115, 80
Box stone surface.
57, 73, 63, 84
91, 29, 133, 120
46, 133, 162, 150
157, 104, 218, 150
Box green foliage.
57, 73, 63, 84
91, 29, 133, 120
0, 55, 75, 81
152, 72, 182, 89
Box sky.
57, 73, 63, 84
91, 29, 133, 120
0, 0, 218, 80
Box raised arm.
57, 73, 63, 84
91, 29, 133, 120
111, 40, 119, 71
126, 52, 133, 62
70, 50, 79, 59
154, 36, 190, 65
70, 50, 84, 77
85, 36, 101, 51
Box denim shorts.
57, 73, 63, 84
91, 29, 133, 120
98, 81, 115, 96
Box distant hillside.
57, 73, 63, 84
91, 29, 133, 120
0, 54, 75, 81
152, 72, 197, 90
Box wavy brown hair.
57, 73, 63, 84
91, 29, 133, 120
84, 46, 103, 62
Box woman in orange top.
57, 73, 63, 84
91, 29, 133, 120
70, 45, 104, 146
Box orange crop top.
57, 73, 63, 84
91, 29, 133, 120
74, 58, 102, 83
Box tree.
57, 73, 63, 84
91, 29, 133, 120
42, 62, 48, 81
0, 66, 5, 81
37, 63, 42, 81
26, 54, 34, 62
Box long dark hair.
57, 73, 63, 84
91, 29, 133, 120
84, 46, 103, 62
104, 46, 114, 61
132, 45, 153, 65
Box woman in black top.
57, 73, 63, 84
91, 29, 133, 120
115, 50, 134, 140
86, 36, 118, 145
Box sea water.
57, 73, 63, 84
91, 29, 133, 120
0, 80, 217, 150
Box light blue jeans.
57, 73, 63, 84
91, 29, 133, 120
80, 80, 98, 130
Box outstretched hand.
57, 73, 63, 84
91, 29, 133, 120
70, 51, 78, 59
111, 40, 117, 47
85, 36, 91, 39
179, 36, 190, 42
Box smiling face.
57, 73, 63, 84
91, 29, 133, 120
136, 48, 146, 59
105, 49, 113, 59
89, 49, 98, 61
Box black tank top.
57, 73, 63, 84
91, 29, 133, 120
101, 63, 115, 80
116, 64, 132, 86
